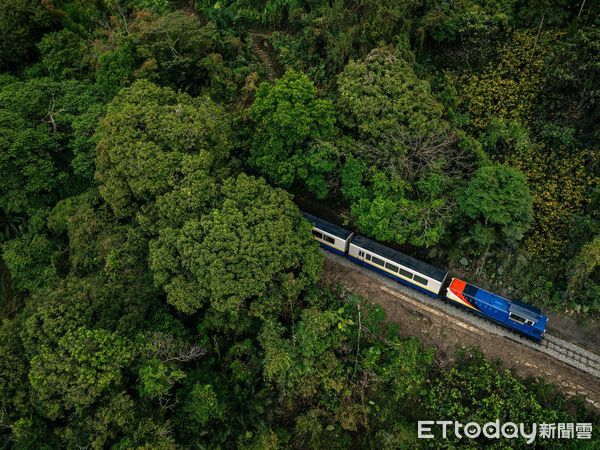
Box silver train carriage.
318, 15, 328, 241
348, 235, 448, 297
302, 212, 354, 255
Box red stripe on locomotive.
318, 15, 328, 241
448, 278, 478, 310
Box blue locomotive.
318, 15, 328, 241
303, 212, 548, 341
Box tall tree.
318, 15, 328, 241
95, 11, 250, 100
28, 326, 134, 421
36, 30, 94, 80
457, 164, 533, 270
0, 77, 104, 216
95, 79, 232, 221
0, 0, 54, 71
336, 47, 470, 247
249, 69, 337, 198
149, 173, 322, 329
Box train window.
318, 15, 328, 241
509, 313, 526, 324
312, 230, 323, 239
366, 254, 371, 261
399, 268, 413, 279
323, 235, 335, 244
413, 275, 428, 286
371, 256, 385, 266
385, 262, 399, 273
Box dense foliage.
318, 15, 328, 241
249, 69, 336, 198
0, 0, 598, 448
239, 0, 600, 314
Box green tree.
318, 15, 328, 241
337, 47, 447, 145
47, 189, 145, 278
0, 0, 54, 71
542, 24, 600, 132
173, 369, 231, 445
259, 295, 434, 447
183, 383, 223, 425
567, 235, 600, 311
417, 0, 515, 68
28, 326, 133, 420
425, 351, 570, 445
263, 0, 421, 84
0, 77, 104, 215
113, 417, 177, 449
457, 164, 533, 269
149, 174, 322, 327
249, 69, 337, 198
336, 47, 465, 247
95, 41, 137, 99
2, 209, 58, 293
95, 11, 250, 100
131, 0, 171, 14
36, 29, 93, 80
0, 319, 29, 423
260, 308, 346, 401
345, 166, 452, 247
49, 0, 108, 33
138, 358, 185, 401
0, 88, 61, 216
21, 274, 158, 355
95, 80, 232, 220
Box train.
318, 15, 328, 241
303, 211, 548, 341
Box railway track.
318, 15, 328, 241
539, 334, 600, 379
323, 250, 600, 380
499, 329, 600, 380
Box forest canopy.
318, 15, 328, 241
0, 0, 598, 448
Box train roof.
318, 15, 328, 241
462, 281, 546, 322
511, 298, 543, 315
302, 212, 353, 240
351, 234, 448, 282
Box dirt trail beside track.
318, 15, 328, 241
321, 253, 600, 411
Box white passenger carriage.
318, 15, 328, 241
302, 212, 354, 255
348, 235, 448, 296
